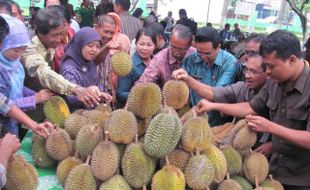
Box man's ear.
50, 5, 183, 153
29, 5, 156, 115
288, 55, 298, 66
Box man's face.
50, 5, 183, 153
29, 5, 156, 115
245, 56, 267, 89
195, 41, 219, 64
263, 52, 293, 83
113, 3, 121, 14
169, 34, 190, 62
12, 5, 24, 22
95, 23, 116, 45
244, 41, 260, 60
45, 0, 60, 7
38, 25, 64, 49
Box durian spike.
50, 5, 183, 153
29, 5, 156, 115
232, 116, 237, 124
255, 176, 259, 188
85, 155, 91, 165
135, 134, 139, 143
226, 173, 230, 180
104, 131, 109, 142
165, 156, 170, 165
196, 148, 200, 156
142, 184, 147, 190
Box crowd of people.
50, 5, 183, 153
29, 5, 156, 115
0, 0, 309, 189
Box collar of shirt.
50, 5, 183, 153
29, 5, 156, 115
292, 64, 309, 93
168, 46, 196, 65
193, 49, 224, 67
120, 12, 130, 17
132, 52, 145, 67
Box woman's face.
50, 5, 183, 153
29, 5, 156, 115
3, 46, 27, 61
81, 41, 101, 61
136, 34, 155, 60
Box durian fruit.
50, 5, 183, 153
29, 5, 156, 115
261, 175, 284, 190
32, 133, 56, 168
221, 145, 242, 176
211, 122, 234, 146
99, 174, 132, 190
160, 149, 190, 172
181, 116, 213, 152
6, 155, 38, 190
136, 117, 151, 137
91, 131, 120, 181
95, 103, 112, 113
159, 106, 178, 116
163, 80, 189, 110
232, 124, 257, 150
221, 119, 247, 146
84, 109, 110, 129
185, 154, 215, 190
56, 154, 83, 185
107, 109, 138, 144
180, 108, 209, 124
127, 83, 162, 119
45, 128, 72, 161
122, 137, 156, 189
65, 156, 96, 190
218, 173, 242, 190
144, 113, 182, 158
75, 124, 103, 161
232, 176, 253, 190
43, 96, 70, 128
151, 157, 186, 190
111, 51, 132, 76
64, 109, 89, 139
202, 145, 227, 183
243, 152, 269, 185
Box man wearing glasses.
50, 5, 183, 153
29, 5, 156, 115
235, 33, 265, 82
173, 27, 237, 126
173, 53, 271, 155
136, 24, 196, 86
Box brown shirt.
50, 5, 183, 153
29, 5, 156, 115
119, 12, 143, 42
249, 65, 310, 186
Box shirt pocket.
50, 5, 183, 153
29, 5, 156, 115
287, 106, 308, 131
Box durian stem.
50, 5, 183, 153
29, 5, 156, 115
232, 116, 237, 124
227, 173, 230, 180
142, 184, 147, 190
85, 155, 91, 165
165, 156, 170, 165
124, 102, 129, 111
196, 148, 200, 156
249, 148, 253, 154
207, 187, 210, 190
255, 176, 259, 188
269, 174, 274, 181
135, 134, 139, 143
74, 151, 78, 158
104, 131, 109, 142
192, 109, 197, 118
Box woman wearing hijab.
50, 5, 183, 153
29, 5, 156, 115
95, 12, 131, 108
60, 27, 112, 110
0, 15, 53, 137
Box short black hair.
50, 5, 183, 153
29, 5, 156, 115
135, 27, 157, 46
247, 52, 266, 71
0, 15, 9, 44
195, 27, 221, 48
35, 8, 64, 35
115, 0, 130, 11
179, 9, 187, 16
132, 7, 143, 18
48, 5, 71, 23
260, 30, 301, 60
147, 23, 164, 37
245, 33, 265, 44
143, 14, 157, 28
0, 1, 12, 15
225, 23, 230, 28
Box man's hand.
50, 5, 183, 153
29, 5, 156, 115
171, 68, 189, 81
105, 40, 120, 50
100, 92, 113, 103
31, 121, 54, 138
35, 89, 54, 104
254, 142, 272, 156
245, 115, 273, 133
73, 86, 101, 108
0, 134, 20, 168
195, 99, 215, 114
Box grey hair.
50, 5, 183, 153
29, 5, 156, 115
35, 8, 64, 35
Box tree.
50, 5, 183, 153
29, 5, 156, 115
286, 0, 310, 42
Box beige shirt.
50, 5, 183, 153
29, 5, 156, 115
21, 36, 77, 95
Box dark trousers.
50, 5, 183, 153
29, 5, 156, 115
284, 184, 310, 190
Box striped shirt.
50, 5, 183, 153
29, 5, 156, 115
0, 94, 14, 116
119, 12, 143, 42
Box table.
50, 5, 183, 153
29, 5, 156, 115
17, 131, 63, 190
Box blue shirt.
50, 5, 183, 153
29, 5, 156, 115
182, 49, 237, 126
116, 52, 147, 108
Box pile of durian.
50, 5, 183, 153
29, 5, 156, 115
5, 81, 284, 190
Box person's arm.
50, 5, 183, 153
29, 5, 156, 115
0, 134, 20, 169
246, 114, 310, 150
136, 57, 160, 84
172, 68, 214, 101
196, 99, 256, 117
116, 72, 134, 104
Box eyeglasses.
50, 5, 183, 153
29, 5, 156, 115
170, 44, 188, 53
244, 68, 265, 76
245, 50, 259, 55
197, 50, 213, 57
